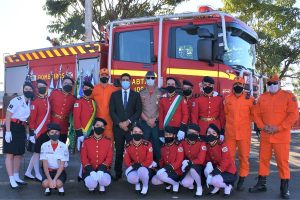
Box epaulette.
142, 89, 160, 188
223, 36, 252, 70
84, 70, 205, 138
142, 140, 150, 146
161, 93, 168, 98
125, 142, 131, 148
174, 141, 180, 145
104, 136, 111, 141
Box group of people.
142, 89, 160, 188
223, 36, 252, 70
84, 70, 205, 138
3, 68, 298, 199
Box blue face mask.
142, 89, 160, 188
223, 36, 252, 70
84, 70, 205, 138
121, 81, 130, 89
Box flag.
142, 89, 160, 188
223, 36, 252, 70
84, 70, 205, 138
25, 67, 32, 84
77, 70, 84, 98
56, 64, 63, 89
48, 71, 55, 95
90, 69, 95, 86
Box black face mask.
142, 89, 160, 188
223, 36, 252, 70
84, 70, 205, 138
165, 137, 175, 144
63, 85, 72, 93
203, 86, 213, 94
38, 87, 47, 95
23, 91, 34, 99
166, 86, 176, 93
94, 127, 104, 135
49, 134, 59, 141
100, 77, 109, 83
202, 134, 219, 143
186, 134, 198, 141
83, 89, 92, 96
132, 134, 143, 141
233, 85, 244, 94
183, 89, 192, 96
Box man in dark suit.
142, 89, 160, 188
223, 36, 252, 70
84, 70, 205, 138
109, 73, 142, 181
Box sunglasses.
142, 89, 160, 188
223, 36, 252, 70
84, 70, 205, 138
267, 81, 278, 86
146, 77, 155, 80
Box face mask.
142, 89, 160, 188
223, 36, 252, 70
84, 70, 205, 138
83, 89, 92, 96
203, 134, 219, 143
94, 127, 104, 135
146, 79, 155, 86
63, 85, 72, 93
121, 81, 130, 90
233, 85, 243, 94
100, 77, 109, 83
38, 87, 47, 95
183, 89, 192, 96
268, 84, 279, 94
186, 133, 198, 141
165, 137, 175, 144
49, 134, 59, 141
23, 91, 34, 99
203, 86, 213, 94
132, 134, 143, 141
166, 86, 176, 93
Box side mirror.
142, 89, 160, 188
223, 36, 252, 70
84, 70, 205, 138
197, 38, 213, 63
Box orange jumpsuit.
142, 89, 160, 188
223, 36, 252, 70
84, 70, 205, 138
224, 92, 254, 177
91, 84, 118, 140
253, 89, 298, 179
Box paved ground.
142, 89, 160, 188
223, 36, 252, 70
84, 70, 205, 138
0, 130, 300, 200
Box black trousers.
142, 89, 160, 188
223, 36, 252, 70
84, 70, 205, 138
113, 125, 132, 176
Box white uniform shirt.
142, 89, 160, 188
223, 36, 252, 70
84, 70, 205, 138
40, 141, 69, 169
7, 95, 31, 121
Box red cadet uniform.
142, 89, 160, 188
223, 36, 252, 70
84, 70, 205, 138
181, 139, 207, 165
124, 140, 153, 168
186, 97, 196, 124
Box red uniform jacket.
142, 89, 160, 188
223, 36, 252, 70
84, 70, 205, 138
73, 97, 95, 132
29, 95, 51, 138
49, 90, 76, 134
160, 141, 184, 175
80, 135, 113, 171
185, 96, 196, 124
159, 94, 188, 129
181, 139, 207, 165
191, 95, 225, 135
124, 140, 153, 168
205, 140, 236, 174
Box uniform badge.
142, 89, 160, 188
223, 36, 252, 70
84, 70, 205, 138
149, 147, 153, 152
8, 104, 13, 109
74, 103, 79, 108
178, 147, 183, 152
222, 147, 228, 152
31, 105, 35, 110
202, 146, 207, 151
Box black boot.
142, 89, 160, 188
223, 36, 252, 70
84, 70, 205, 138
249, 176, 267, 193
237, 176, 245, 191
280, 179, 290, 199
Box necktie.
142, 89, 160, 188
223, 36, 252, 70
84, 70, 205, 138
123, 91, 128, 109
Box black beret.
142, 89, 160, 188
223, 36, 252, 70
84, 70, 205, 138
164, 126, 177, 134
131, 121, 143, 131
166, 77, 177, 83
187, 123, 200, 132
23, 82, 34, 90
63, 76, 74, 84
145, 71, 155, 77
202, 76, 215, 84
83, 81, 94, 89
93, 117, 107, 126
36, 79, 48, 86
47, 123, 61, 131
182, 80, 193, 87
207, 123, 220, 135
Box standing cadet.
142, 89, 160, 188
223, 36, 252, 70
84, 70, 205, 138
124, 123, 153, 195
4, 82, 33, 188
151, 126, 184, 193
91, 68, 118, 140
25, 79, 51, 182
224, 76, 255, 191
80, 118, 113, 193
181, 124, 207, 197
140, 71, 162, 162
192, 76, 225, 138
159, 77, 188, 141
49, 76, 76, 143
40, 123, 69, 196
249, 74, 298, 199
182, 80, 196, 124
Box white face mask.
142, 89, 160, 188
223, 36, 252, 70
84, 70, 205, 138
146, 79, 155, 86
267, 84, 279, 93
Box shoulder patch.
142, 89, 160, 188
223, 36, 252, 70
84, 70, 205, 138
104, 136, 111, 141
178, 147, 183, 152
8, 104, 13, 109
143, 140, 149, 146
31, 105, 35, 110
222, 147, 228, 152
149, 147, 153, 152
74, 103, 79, 108
202, 145, 207, 151
17, 96, 22, 100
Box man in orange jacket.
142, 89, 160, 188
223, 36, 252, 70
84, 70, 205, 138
91, 68, 118, 141
249, 74, 298, 199
224, 76, 255, 191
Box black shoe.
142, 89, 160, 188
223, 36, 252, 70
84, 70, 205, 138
223, 194, 231, 198
34, 178, 42, 183
280, 179, 290, 199
44, 190, 51, 196
16, 181, 27, 185
24, 175, 35, 181
10, 184, 19, 189
77, 176, 82, 182
249, 176, 267, 193
194, 194, 202, 198
112, 174, 122, 181
237, 176, 246, 191
58, 192, 65, 196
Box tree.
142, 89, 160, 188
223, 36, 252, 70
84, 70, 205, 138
222, 0, 300, 92
43, 0, 185, 43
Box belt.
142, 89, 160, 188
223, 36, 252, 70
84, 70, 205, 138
199, 117, 218, 122
11, 118, 27, 125
51, 112, 68, 121
48, 168, 58, 172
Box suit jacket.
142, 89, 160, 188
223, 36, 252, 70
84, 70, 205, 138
109, 89, 142, 126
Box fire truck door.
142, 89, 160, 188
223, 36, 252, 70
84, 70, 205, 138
5, 65, 28, 95
77, 57, 100, 84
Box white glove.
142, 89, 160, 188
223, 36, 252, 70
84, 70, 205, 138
177, 130, 185, 141
204, 162, 214, 177
149, 161, 157, 168
181, 160, 189, 172
157, 168, 166, 176
159, 137, 165, 143
5, 131, 12, 143
220, 135, 225, 142
125, 166, 133, 176
97, 171, 104, 180
213, 91, 219, 97
29, 136, 35, 144
206, 174, 212, 188
77, 136, 84, 151
90, 171, 98, 181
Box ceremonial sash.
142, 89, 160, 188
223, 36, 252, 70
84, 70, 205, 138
35, 98, 50, 138
82, 100, 96, 136
163, 95, 183, 128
